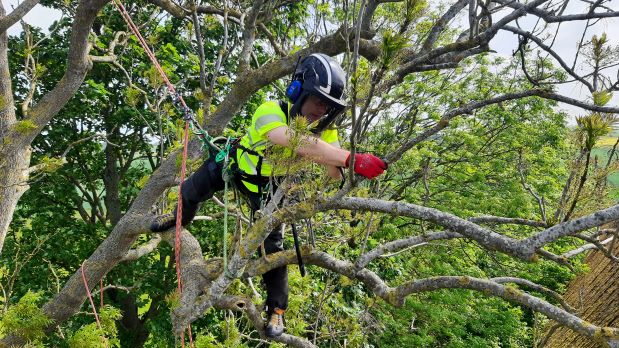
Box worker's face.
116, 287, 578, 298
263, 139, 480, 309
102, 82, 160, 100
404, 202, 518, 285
301, 94, 329, 123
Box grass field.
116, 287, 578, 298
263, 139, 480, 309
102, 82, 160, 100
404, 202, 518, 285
592, 130, 619, 199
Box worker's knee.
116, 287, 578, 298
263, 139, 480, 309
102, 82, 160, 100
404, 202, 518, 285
263, 227, 284, 254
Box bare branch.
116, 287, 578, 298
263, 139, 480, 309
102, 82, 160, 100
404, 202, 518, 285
258, 23, 286, 57
491, 276, 577, 313
356, 231, 462, 268
7, 0, 110, 147
325, 197, 528, 258
238, 0, 265, 73
502, 25, 594, 91
0, 0, 39, 34
526, 203, 619, 252
385, 88, 619, 166
563, 235, 615, 259
421, 0, 468, 52
122, 234, 163, 261
493, 0, 619, 23
147, 0, 188, 18
518, 151, 547, 222
468, 215, 547, 228
394, 276, 619, 342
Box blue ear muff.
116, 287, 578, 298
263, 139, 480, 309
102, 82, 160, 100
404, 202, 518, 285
286, 80, 303, 102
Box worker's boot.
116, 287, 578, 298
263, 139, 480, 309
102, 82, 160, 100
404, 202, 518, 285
265, 308, 285, 338
150, 213, 176, 232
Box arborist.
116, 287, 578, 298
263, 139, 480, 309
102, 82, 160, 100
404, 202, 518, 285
150, 53, 387, 338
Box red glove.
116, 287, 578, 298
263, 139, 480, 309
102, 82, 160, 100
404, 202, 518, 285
345, 153, 387, 179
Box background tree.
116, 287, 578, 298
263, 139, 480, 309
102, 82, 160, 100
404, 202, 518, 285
2, 0, 619, 347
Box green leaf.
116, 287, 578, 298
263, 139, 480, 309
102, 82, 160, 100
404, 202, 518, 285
592, 90, 612, 106
0, 291, 51, 341
14, 120, 38, 133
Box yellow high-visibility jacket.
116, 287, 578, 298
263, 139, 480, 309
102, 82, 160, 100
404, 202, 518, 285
236, 100, 339, 192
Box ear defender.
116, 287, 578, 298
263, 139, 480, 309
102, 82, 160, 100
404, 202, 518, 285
286, 80, 303, 102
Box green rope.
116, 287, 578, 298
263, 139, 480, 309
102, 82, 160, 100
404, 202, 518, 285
221, 137, 234, 278
223, 173, 229, 276
216, 142, 232, 163
188, 120, 223, 154
178, 115, 240, 279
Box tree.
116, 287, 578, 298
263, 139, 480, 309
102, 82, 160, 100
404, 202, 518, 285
2, 0, 619, 347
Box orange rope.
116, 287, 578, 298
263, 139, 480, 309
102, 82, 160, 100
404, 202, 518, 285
81, 261, 108, 348
111, 1, 196, 345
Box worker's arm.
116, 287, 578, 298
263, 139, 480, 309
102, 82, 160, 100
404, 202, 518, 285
266, 126, 349, 167
266, 125, 386, 179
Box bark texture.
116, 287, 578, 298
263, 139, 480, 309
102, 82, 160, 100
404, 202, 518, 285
0, 4, 28, 256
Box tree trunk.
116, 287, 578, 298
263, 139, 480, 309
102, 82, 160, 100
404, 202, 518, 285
104, 131, 122, 226
0, 0, 109, 255
0, 146, 31, 255
108, 289, 152, 348
0, 10, 29, 255
543, 226, 619, 348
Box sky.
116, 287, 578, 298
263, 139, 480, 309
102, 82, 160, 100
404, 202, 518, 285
3, 0, 619, 122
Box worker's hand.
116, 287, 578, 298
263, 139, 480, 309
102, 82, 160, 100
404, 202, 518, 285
345, 153, 387, 179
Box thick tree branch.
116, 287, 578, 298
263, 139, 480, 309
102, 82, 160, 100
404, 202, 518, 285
491, 277, 577, 313
242, 248, 617, 344
469, 215, 547, 228
238, 0, 264, 73
526, 203, 619, 252
0, 0, 39, 34
394, 276, 619, 343
421, 0, 468, 52
7, 0, 109, 148
122, 234, 163, 261
325, 197, 529, 259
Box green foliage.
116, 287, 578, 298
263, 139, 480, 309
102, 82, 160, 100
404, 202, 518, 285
380, 29, 409, 68
576, 113, 618, 150
4, 2, 606, 348
592, 90, 612, 106
38, 155, 65, 173
164, 291, 180, 310
373, 291, 530, 347
14, 120, 38, 133
125, 87, 142, 107
194, 318, 248, 348
0, 291, 51, 343
67, 305, 122, 348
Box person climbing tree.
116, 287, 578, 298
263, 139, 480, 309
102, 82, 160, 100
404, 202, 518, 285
150, 53, 387, 338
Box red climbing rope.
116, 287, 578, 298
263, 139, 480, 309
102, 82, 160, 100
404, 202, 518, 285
111, 1, 195, 346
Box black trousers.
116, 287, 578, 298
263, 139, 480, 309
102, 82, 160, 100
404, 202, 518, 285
176, 150, 288, 313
